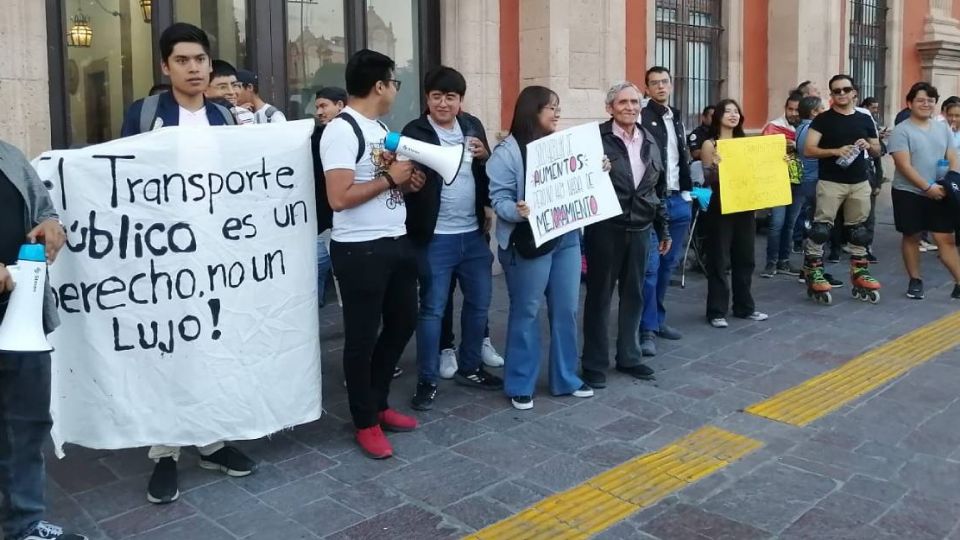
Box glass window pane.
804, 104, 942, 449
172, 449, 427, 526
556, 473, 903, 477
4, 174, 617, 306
286, 0, 346, 121
366, 0, 420, 128
63, 0, 154, 146
174, 0, 248, 68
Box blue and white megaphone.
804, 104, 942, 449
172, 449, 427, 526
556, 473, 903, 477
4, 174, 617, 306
0, 244, 53, 353
384, 132, 465, 185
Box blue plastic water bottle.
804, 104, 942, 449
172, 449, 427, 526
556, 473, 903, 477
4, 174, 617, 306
936, 159, 949, 183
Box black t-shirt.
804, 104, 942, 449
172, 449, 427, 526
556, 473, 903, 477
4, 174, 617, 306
809, 108, 878, 183
0, 172, 27, 322
687, 124, 712, 155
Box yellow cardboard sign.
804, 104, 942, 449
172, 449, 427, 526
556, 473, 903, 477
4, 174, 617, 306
717, 134, 792, 214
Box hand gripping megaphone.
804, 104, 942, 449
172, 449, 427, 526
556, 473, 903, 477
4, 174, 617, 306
384, 132, 465, 185
0, 244, 53, 353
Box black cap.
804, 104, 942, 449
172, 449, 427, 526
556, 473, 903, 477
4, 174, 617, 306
236, 69, 257, 85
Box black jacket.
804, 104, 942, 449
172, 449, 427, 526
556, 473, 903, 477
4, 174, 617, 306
598, 120, 669, 239
641, 100, 692, 192
402, 112, 491, 246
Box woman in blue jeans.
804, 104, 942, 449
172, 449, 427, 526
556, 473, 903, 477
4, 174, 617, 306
487, 86, 593, 410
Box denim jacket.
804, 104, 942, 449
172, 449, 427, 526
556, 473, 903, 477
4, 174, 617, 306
487, 135, 526, 250
0, 139, 60, 332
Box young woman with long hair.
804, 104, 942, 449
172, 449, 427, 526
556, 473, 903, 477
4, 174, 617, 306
700, 99, 770, 328
485, 86, 593, 410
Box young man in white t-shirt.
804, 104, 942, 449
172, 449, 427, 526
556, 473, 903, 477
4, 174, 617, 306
237, 69, 287, 124
119, 22, 255, 508
319, 49, 425, 459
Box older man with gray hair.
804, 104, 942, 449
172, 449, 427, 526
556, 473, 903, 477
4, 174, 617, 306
580, 81, 671, 389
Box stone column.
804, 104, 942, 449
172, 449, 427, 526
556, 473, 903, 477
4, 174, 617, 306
0, 1, 52, 156
518, 0, 626, 128
439, 0, 501, 138
917, 0, 960, 96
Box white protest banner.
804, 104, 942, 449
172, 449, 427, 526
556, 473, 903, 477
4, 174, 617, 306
32, 120, 322, 455
525, 122, 621, 246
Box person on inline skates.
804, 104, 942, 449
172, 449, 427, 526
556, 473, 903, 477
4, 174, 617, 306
802, 74, 882, 304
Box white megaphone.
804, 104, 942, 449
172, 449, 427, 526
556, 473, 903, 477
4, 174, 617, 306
0, 244, 53, 353
384, 132, 465, 185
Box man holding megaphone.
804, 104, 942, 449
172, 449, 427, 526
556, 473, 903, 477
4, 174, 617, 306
0, 138, 86, 540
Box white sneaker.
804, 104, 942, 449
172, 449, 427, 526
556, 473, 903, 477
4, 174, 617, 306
439, 348, 458, 379
919, 240, 938, 252
744, 311, 769, 321
511, 395, 534, 410
481, 337, 504, 367
709, 318, 729, 328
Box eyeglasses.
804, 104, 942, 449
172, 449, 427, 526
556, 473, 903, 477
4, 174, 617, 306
543, 105, 562, 116
386, 79, 402, 91
830, 86, 855, 96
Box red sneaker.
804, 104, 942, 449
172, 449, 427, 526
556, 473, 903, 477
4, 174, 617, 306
355, 425, 393, 459
378, 409, 419, 432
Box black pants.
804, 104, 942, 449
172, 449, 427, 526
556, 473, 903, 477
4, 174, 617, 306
439, 277, 491, 351
581, 223, 650, 371
705, 208, 756, 320
331, 237, 418, 429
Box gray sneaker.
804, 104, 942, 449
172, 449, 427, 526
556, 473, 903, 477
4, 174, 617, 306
640, 332, 657, 357
776, 261, 801, 276
760, 262, 777, 278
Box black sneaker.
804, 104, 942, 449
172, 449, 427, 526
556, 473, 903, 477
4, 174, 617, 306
454, 368, 504, 390
906, 278, 924, 300
581, 369, 607, 388
824, 272, 844, 288
952, 283, 960, 299
199, 446, 255, 477
827, 248, 841, 263
791, 241, 803, 254
776, 261, 801, 276
147, 457, 179, 504
866, 250, 878, 264
411, 382, 438, 411
616, 364, 656, 381
760, 262, 777, 278
19, 521, 88, 540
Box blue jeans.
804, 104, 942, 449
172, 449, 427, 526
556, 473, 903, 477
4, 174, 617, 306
793, 181, 817, 244
317, 234, 331, 308
499, 231, 583, 397
416, 231, 493, 384
0, 352, 52, 540
642, 194, 692, 333
766, 184, 804, 264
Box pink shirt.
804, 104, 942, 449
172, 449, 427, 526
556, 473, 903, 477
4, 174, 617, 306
613, 123, 646, 188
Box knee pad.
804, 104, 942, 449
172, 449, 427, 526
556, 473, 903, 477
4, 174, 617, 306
808, 222, 832, 244
847, 224, 873, 247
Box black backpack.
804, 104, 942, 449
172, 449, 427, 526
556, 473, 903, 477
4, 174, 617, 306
311, 112, 365, 233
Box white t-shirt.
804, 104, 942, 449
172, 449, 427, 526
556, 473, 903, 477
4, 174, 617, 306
428, 116, 478, 234
178, 106, 210, 127
662, 108, 681, 192
255, 103, 287, 124
319, 106, 406, 242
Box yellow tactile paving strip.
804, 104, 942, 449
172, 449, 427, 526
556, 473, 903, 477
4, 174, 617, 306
465, 426, 763, 540
746, 310, 960, 426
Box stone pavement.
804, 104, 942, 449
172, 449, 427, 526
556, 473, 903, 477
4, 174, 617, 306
38, 191, 960, 540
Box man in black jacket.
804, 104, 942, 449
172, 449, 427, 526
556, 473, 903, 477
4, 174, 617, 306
639, 66, 692, 357
402, 66, 503, 411
581, 82, 671, 388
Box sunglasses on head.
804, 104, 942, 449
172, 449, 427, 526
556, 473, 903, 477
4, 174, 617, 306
830, 86, 854, 96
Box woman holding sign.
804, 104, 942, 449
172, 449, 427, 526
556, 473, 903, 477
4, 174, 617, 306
486, 86, 594, 410
700, 99, 770, 328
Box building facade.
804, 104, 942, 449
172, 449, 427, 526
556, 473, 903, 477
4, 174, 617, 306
3, 0, 960, 158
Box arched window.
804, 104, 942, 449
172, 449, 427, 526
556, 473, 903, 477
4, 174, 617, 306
848, 0, 888, 120
654, 0, 723, 130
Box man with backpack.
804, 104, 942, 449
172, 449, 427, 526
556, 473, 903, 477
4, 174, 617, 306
237, 69, 287, 124
318, 49, 425, 459
119, 22, 256, 506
